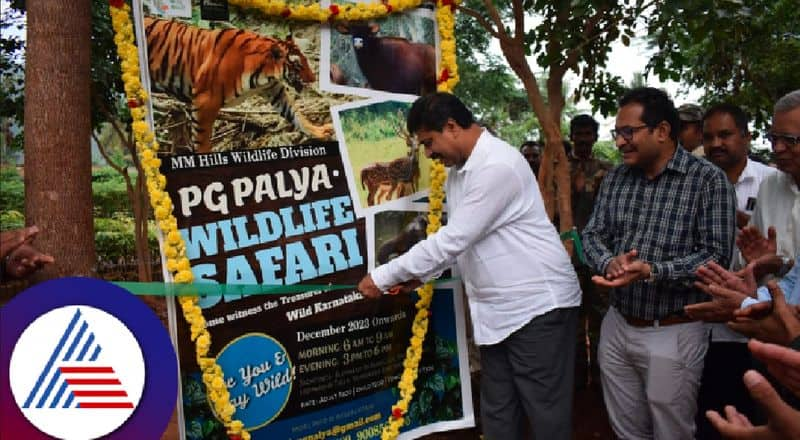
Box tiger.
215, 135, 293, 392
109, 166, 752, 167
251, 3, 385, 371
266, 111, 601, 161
143, 17, 333, 153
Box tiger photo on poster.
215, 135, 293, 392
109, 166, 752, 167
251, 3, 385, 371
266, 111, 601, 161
141, 4, 350, 154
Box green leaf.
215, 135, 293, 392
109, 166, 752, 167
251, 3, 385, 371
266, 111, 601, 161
419, 389, 433, 415
426, 373, 445, 394
445, 373, 460, 391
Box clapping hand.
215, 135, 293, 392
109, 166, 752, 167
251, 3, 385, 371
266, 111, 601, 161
5, 243, 54, 279
591, 249, 652, 288
706, 370, 800, 439
748, 339, 800, 398
1, 226, 39, 260
737, 226, 777, 264
729, 281, 800, 345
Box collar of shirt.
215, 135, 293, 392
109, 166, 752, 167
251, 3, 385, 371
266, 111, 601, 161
619, 143, 691, 177
737, 158, 776, 185
456, 129, 489, 174
738, 159, 758, 185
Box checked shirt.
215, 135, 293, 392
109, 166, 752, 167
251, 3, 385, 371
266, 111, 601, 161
582, 146, 736, 320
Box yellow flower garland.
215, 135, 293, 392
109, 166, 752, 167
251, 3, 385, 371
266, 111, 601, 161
381, 2, 457, 437
108, 2, 245, 439
108, 0, 459, 439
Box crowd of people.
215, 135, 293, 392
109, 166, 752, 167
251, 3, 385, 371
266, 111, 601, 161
358, 87, 800, 439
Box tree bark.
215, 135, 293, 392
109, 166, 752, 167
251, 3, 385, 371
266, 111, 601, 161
25, 0, 95, 279
461, 3, 574, 240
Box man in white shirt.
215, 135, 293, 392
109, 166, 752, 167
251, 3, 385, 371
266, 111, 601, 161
358, 93, 582, 440
692, 103, 776, 439
737, 90, 800, 266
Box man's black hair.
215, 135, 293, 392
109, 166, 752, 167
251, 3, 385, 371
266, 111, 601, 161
519, 140, 540, 151
570, 114, 599, 135
619, 87, 680, 143
703, 103, 750, 136
407, 92, 476, 133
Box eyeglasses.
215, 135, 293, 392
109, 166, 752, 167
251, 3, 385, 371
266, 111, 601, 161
611, 124, 650, 141
765, 132, 800, 150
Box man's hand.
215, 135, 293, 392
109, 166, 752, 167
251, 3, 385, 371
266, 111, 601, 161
737, 226, 777, 264
604, 249, 640, 280
0, 226, 39, 260
593, 259, 651, 288
697, 261, 757, 297
357, 274, 383, 299
685, 282, 749, 322
5, 243, 54, 279
729, 281, 800, 345
743, 254, 791, 280
735, 210, 751, 230
706, 370, 800, 439
394, 279, 423, 294
748, 339, 800, 398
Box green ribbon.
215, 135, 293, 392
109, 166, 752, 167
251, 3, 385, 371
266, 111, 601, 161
560, 228, 586, 265
113, 278, 459, 296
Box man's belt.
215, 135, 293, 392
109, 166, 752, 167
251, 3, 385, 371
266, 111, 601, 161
622, 313, 694, 328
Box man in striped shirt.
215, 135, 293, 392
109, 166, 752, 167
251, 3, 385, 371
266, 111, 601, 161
582, 87, 736, 439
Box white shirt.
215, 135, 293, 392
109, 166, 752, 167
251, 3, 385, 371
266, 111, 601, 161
734, 159, 778, 214
750, 170, 800, 259
371, 130, 581, 345
713, 159, 777, 342
735, 171, 800, 315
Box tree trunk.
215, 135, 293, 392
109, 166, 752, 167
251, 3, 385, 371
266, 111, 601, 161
25, 0, 95, 279
497, 37, 573, 238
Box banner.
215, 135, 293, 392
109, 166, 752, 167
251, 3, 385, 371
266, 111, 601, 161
135, 2, 474, 437
160, 146, 472, 439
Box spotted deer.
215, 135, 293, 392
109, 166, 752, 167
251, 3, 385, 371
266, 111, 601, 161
360, 110, 420, 206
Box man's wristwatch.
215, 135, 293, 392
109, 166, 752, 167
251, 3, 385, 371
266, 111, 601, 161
645, 264, 657, 283
778, 256, 794, 278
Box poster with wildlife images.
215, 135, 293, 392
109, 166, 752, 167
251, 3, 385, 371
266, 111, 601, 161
330, 99, 434, 216
320, 2, 439, 99
139, 1, 355, 154
133, 1, 474, 439
374, 210, 448, 268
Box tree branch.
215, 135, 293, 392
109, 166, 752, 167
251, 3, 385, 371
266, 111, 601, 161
555, 5, 611, 79
92, 131, 123, 176
482, 0, 510, 41
512, 0, 524, 42
457, 5, 502, 40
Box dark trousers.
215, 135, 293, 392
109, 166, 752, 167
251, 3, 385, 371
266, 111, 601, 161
479, 307, 578, 440
695, 341, 758, 439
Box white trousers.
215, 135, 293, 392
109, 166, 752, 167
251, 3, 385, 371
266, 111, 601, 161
598, 306, 709, 440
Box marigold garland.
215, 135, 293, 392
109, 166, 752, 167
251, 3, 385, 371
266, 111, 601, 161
108, 0, 458, 439
380, 1, 458, 437
108, 3, 246, 439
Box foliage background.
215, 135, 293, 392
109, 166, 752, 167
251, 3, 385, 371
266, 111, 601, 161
0, 165, 159, 274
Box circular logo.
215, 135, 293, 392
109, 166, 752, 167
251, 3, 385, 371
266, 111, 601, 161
1, 277, 177, 439
216, 333, 293, 430
9, 306, 145, 439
